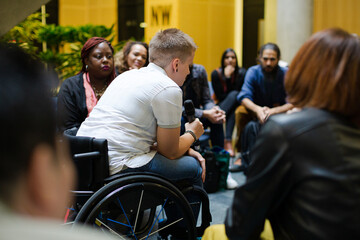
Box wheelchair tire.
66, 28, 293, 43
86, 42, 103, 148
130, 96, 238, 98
74, 173, 197, 239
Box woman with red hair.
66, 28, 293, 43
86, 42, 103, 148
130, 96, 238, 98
57, 37, 116, 132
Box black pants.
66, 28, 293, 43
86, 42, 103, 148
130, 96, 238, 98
218, 90, 240, 140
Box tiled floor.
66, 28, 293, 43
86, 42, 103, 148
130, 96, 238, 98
207, 170, 246, 225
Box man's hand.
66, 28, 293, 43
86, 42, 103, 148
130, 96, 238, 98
255, 106, 270, 124
188, 148, 206, 182
185, 118, 204, 140
203, 106, 226, 124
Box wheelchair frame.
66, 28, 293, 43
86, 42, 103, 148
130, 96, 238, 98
64, 128, 211, 240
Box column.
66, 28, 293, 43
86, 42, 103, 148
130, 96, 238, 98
277, 0, 313, 64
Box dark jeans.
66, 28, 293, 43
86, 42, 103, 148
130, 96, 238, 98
218, 90, 240, 140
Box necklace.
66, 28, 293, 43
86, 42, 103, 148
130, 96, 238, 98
91, 83, 107, 99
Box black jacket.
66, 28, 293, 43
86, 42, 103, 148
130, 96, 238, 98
225, 108, 360, 239
57, 73, 87, 132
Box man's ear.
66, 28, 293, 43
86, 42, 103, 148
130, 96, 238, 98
172, 58, 180, 73
26, 144, 57, 218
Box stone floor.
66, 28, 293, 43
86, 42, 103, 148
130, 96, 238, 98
207, 169, 246, 225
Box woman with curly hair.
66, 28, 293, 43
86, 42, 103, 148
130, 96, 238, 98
114, 40, 149, 75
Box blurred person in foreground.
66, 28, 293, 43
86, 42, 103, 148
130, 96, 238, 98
114, 40, 149, 75
0, 44, 116, 240
57, 37, 116, 132
203, 28, 360, 239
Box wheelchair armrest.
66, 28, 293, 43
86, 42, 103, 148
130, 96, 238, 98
74, 151, 101, 160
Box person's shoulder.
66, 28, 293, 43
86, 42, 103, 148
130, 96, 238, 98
244, 65, 261, 80
237, 67, 247, 75
62, 73, 83, 87
269, 108, 338, 137
192, 64, 205, 71
210, 67, 221, 77
191, 64, 207, 78
249, 64, 261, 71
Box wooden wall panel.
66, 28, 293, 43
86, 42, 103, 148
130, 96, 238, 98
314, 0, 360, 35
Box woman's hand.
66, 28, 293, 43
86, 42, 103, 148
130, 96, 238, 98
224, 65, 235, 78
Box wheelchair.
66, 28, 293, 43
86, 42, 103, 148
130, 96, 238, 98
64, 127, 212, 240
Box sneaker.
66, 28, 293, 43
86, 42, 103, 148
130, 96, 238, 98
226, 173, 239, 189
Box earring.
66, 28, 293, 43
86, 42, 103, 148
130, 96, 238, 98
86, 65, 88, 71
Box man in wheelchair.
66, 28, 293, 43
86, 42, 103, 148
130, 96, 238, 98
76, 28, 209, 239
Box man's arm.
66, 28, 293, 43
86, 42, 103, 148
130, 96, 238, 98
242, 98, 268, 124
156, 118, 204, 160
242, 98, 293, 124
267, 103, 294, 117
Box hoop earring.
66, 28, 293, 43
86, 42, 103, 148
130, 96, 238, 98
86, 65, 88, 71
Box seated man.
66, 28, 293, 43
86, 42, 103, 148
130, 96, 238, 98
0, 44, 116, 240
77, 28, 205, 226
232, 43, 293, 171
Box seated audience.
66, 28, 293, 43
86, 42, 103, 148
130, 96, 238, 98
77, 28, 205, 233
182, 64, 225, 148
57, 37, 116, 132
0, 43, 116, 240
211, 48, 246, 157
114, 40, 149, 75
232, 43, 293, 172
205, 28, 360, 240
182, 63, 238, 189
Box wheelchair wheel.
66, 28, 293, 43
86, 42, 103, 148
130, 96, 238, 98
74, 173, 197, 239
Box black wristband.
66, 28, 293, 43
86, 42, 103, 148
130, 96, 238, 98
185, 130, 197, 143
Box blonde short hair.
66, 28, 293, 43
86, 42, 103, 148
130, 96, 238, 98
149, 28, 197, 68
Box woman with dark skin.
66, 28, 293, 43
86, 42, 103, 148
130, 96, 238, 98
114, 41, 149, 75
57, 37, 116, 132
211, 48, 246, 156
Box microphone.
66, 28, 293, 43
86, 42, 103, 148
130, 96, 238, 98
184, 99, 195, 123
184, 99, 200, 149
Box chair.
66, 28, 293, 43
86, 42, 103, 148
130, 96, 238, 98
64, 127, 211, 239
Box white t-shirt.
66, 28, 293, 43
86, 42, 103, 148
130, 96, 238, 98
77, 63, 182, 175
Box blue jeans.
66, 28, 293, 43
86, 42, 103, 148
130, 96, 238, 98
126, 153, 203, 231
136, 152, 203, 188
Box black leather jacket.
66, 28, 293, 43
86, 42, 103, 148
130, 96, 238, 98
225, 108, 360, 239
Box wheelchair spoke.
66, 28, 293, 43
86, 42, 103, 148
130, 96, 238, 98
139, 218, 183, 240
117, 198, 138, 240
143, 197, 168, 239
133, 189, 144, 233
107, 218, 132, 228
95, 218, 127, 240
